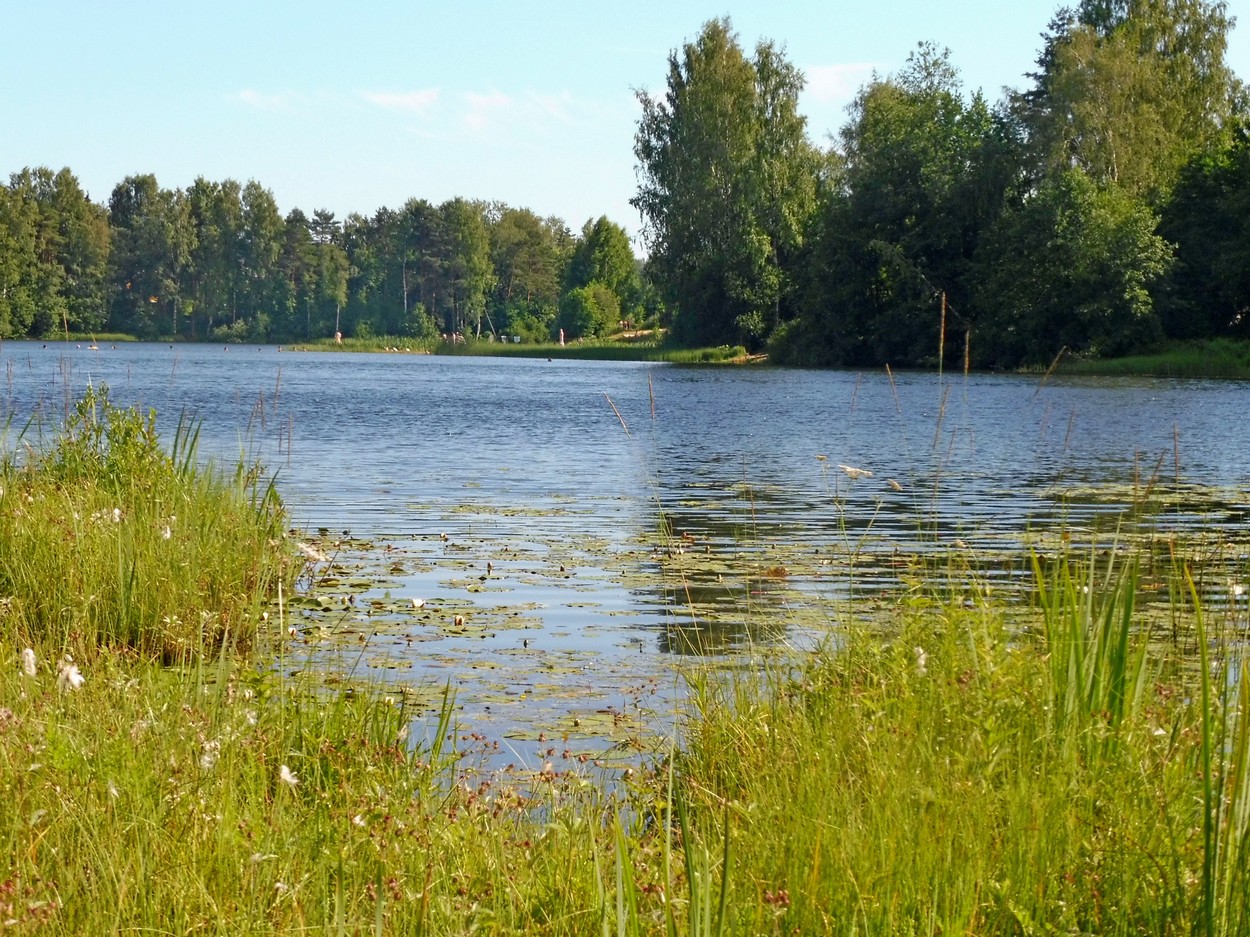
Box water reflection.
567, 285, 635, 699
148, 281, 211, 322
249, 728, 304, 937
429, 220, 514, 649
3, 342, 1249, 743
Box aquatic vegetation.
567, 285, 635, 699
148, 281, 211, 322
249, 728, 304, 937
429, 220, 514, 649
3, 385, 1250, 932
0, 384, 297, 659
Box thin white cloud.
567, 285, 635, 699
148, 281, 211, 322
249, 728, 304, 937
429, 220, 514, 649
235, 89, 297, 111
360, 89, 440, 114
526, 91, 574, 124
463, 89, 511, 131
804, 63, 877, 103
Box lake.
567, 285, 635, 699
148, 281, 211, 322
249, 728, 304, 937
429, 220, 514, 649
3, 342, 1247, 764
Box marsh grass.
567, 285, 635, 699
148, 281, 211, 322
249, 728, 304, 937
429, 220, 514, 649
0, 641, 663, 933
672, 550, 1250, 935
292, 333, 750, 364
1059, 338, 1250, 379
436, 340, 749, 364
0, 384, 293, 659
4, 388, 1250, 933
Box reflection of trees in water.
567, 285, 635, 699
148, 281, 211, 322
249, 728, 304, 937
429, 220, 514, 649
639, 463, 1250, 655
650, 579, 792, 656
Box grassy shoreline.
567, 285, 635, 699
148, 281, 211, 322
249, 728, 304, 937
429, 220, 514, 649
1057, 338, 1250, 379
2, 392, 1249, 933
50, 332, 758, 365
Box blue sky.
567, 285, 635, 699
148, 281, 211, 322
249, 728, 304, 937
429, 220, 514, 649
4, 1, 1248, 249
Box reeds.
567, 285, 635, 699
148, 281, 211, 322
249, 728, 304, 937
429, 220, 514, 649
3, 385, 1249, 932
670, 549, 1250, 934
0, 384, 294, 659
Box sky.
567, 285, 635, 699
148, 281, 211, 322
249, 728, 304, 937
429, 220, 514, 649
4, 1, 1249, 250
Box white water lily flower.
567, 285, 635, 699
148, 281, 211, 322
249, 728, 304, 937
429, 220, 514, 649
56, 658, 85, 692
19, 648, 36, 678
297, 542, 329, 563
278, 764, 299, 788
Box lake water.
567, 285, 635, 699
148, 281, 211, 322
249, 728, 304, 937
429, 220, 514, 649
3, 342, 1248, 764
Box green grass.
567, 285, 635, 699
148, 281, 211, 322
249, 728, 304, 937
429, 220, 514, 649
0, 384, 294, 660
2, 390, 1249, 932
291, 333, 753, 364
1059, 338, 1250, 379
673, 551, 1250, 935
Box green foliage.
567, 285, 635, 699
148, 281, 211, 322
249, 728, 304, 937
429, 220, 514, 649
1017, 0, 1239, 202
0, 168, 110, 338
108, 174, 193, 339
557, 282, 620, 339
633, 18, 819, 351
790, 44, 1017, 367
973, 168, 1172, 365
0, 0, 1246, 365
0, 386, 294, 659
565, 216, 640, 319
1158, 127, 1250, 339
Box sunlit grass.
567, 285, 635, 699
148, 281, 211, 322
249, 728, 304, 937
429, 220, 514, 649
2, 388, 1249, 932
1059, 338, 1250, 379
0, 385, 293, 660
673, 551, 1250, 935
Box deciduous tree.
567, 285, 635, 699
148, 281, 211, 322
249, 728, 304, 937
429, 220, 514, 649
632, 18, 818, 349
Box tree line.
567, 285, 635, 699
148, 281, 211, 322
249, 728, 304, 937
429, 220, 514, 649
3, 0, 1247, 367
634, 0, 1250, 367
0, 171, 646, 344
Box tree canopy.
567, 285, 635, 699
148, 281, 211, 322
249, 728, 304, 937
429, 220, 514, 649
1, 2, 1247, 366
633, 18, 819, 350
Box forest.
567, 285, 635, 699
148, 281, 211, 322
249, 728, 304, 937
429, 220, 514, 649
2, 0, 1248, 368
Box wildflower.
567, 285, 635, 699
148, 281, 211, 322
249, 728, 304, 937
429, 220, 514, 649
837, 463, 873, 480
914, 646, 928, 676
352, 814, 366, 827
20, 648, 36, 678
56, 658, 85, 692
297, 542, 328, 563
112, 507, 122, 523
278, 764, 299, 788
161, 525, 172, 540
200, 740, 220, 771
107, 780, 120, 800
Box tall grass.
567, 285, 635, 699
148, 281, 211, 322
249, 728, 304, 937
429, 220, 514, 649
672, 550, 1250, 934
0, 384, 294, 659
1059, 338, 1250, 379
3, 388, 1249, 932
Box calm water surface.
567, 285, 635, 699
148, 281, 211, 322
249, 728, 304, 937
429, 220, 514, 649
4, 342, 1248, 758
